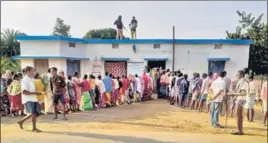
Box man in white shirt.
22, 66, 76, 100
210, 72, 226, 128
17, 66, 42, 133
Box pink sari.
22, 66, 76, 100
73, 77, 82, 105
142, 72, 150, 101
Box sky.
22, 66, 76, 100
1, 1, 267, 39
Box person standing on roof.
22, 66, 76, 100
114, 15, 125, 40
129, 16, 138, 39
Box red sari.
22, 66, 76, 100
9, 94, 23, 112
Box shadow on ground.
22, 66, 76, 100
45, 131, 179, 143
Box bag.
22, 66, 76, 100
82, 92, 93, 110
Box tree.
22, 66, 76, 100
0, 56, 20, 73
226, 10, 268, 76
52, 18, 71, 37
1, 28, 25, 57
83, 28, 117, 39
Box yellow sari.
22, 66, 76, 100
35, 79, 45, 103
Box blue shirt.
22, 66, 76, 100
103, 76, 112, 92
179, 79, 189, 94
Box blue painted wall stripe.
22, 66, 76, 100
207, 57, 231, 61
16, 35, 253, 45
11, 56, 89, 60
102, 57, 129, 61
144, 58, 169, 61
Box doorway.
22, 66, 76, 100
147, 61, 166, 70
208, 61, 225, 73
34, 59, 49, 75
67, 60, 81, 76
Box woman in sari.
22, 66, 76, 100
73, 72, 82, 111
112, 76, 119, 105
122, 75, 128, 103
89, 75, 97, 109
81, 74, 93, 111
103, 72, 112, 107
43, 72, 54, 114
142, 72, 151, 101
59, 71, 70, 113
95, 75, 106, 108
34, 73, 45, 112
7, 74, 23, 116
159, 71, 169, 99
67, 75, 76, 111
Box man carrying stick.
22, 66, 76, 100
227, 70, 249, 135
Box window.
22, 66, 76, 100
69, 42, 76, 48
112, 44, 119, 49
153, 44, 161, 49
214, 44, 222, 49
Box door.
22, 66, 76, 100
67, 60, 81, 76
105, 61, 127, 77
208, 61, 225, 73
147, 61, 166, 70
34, 59, 49, 74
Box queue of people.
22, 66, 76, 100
0, 66, 267, 134
164, 68, 267, 135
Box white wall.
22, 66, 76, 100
174, 44, 249, 78
48, 59, 67, 75
20, 59, 34, 69
19, 41, 60, 56
86, 43, 172, 69
59, 41, 87, 58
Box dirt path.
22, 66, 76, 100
1, 100, 267, 143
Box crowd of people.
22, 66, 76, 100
164, 68, 267, 135
0, 66, 267, 134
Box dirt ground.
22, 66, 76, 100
1, 99, 267, 143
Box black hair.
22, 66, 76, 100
219, 72, 225, 78
208, 72, 213, 77
135, 74, 138, 78
47, 68, 51, 73
238, 70, 245, 77
243, 68, 249, 74
84, 74, 88, 79
68, 75, 72, 80
34, 72, 40, 79
166, 69, 170, 72
109, 73, 112, 77
25, 66, 34, 72
105, 72, 109, 76
249, 75, 254, 80
183, 74, 188, 79
74, 72, 79, 77
13, 74, 19, 80
98, 75, 102, 80
11, 71, 14, 75
17, 73, 23, 78
51, 67, 57, 72
22, 68, 26, 73
178, 73, 183, 77
202, 73, 208, 79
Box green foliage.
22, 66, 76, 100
226, 10, 267, 76
1, 28, 25, 57
83, 28, 117, 39
52, 18, 71, 37
0, 56, 20, 74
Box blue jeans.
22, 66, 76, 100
211, 102, 222, 126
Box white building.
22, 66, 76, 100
13, 35, 253, 78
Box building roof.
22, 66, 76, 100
16, 35, 253, 45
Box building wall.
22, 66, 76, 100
19, 41, 250, 79
59, 41, 87, 58
19, 41, 60, 56
174, 44, 249, 78
20, 59, 34, 69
